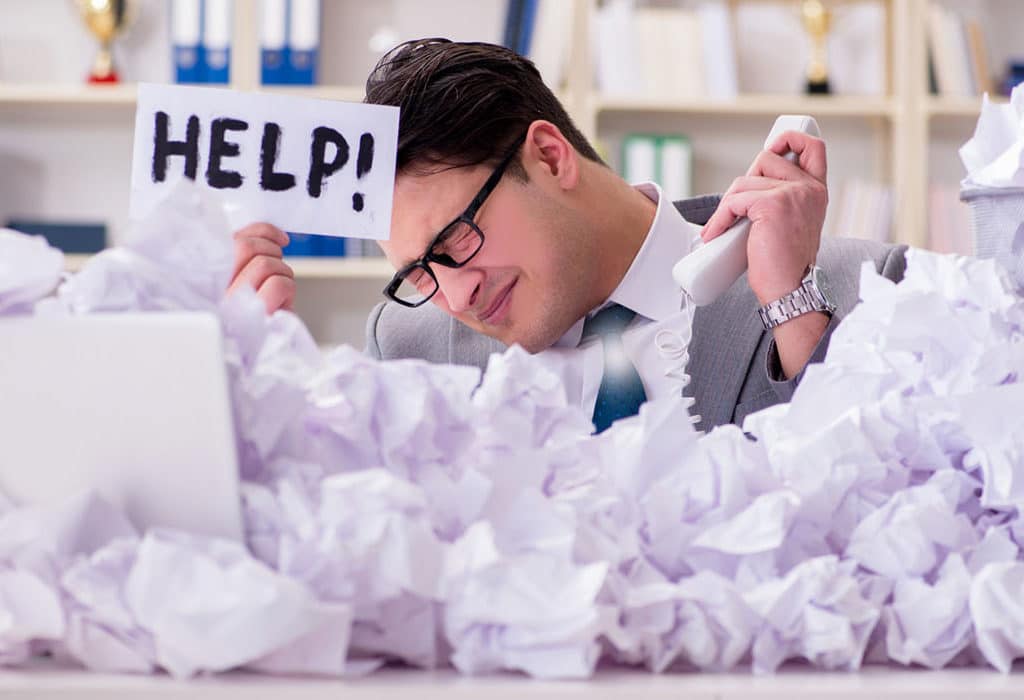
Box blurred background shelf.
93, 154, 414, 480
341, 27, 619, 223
4, 0, 1023, 347
286, 257, 392, 280
64, 254, 392, 281
0, 83, 138, 107
594, 95, 898, 118
927, 95, 1008, 118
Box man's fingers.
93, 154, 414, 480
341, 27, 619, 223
233, 222, 290, 248
231, 236, 286, 279
227, 254, 295, 295
702, 177, 780, 241
700, 190, 768, 242
256, 275, 296, 313
723, 175, 779, 196
765, 132, 828, 182
745, 148, 808, 181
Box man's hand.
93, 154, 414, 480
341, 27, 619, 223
228, 223, 296, 313
701, 131, 830, 380
700, 130, 828, 306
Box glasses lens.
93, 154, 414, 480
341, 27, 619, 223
392, 264, 438, 306
431, 220, 483, 266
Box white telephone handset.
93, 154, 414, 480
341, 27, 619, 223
672, 115, 822, 306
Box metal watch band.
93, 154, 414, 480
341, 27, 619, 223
757, 279, 832, 330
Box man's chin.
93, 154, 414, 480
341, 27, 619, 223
489, 325, 558, 354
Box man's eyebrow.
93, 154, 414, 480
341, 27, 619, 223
397, 222, 445, 269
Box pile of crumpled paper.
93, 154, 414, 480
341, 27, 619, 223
1, 182, 1023, 679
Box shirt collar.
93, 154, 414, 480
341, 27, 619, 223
554, 182, 702, 348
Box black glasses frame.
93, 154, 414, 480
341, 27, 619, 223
383, 133, 528, 308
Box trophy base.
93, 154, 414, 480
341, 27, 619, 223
88, 70, 121, 84
805, 79, 831, 95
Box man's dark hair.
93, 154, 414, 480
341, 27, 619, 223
364, 38, 604, 180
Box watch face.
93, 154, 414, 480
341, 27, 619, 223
810, 265, 835, 308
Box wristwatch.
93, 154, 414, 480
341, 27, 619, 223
757, 264, 837, 330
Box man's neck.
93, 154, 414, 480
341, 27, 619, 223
584, 170, 658, 310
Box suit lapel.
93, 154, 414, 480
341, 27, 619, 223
685, 276, 766, 432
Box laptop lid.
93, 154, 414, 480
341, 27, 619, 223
0, 312, 244, 541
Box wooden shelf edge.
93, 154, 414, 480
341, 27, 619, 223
285, 256, 392, 279
0, 83, 138, 106
594, 94, 898, 118
927, 95, 1009, 118
0, 83, 368, 107
64, 253, 391, 280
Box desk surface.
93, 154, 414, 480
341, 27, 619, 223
1, 663, 1021, 700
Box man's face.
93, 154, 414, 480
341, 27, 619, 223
380, 159, 596, 353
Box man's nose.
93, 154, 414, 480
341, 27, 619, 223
433, 265, 482, 314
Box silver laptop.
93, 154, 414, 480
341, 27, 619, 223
0, 312, 244, 541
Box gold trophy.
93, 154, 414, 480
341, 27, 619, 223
76, 0, 135, 83
801, 0, 832, 94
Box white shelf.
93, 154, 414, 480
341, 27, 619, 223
63, 254, 93, 272
0, 83, 368, 108
2, 662, 1024, 700
594, 94, 898, 118
927, 95, 1008, 118
64, 254, 392, 280
0, 83, 137, 107
258, 85, 366, 103
285, 256, 391, 279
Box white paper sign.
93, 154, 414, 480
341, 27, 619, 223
130, 83, 399, 239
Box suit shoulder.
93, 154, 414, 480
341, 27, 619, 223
816, 236, 907, 315
366, 300, 452, 363
818, 236, 907, 278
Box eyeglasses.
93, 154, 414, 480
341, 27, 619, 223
383, 134, 527, 308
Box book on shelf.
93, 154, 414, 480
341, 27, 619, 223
927, 184, 972, 255
259, 0, 289, 84
525, 0, 573, 91
501, 0, 571, 90
594, 0, 733, 100
170, 0, 232, 84
927, 2, 993, 97
283, 234, 384, 259
203, 0, 232, 84
287, 0, 320, 85
260, 0, 321, 85
171, 0, 203, 83
5, 220, 106, 254
503, 0, 539, 57
826, 179, 892, 243
621, 134, 693, 201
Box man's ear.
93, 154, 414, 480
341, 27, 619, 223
523, 120, 580, 191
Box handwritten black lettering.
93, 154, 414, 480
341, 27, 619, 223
307, 127, 349, 198
259, 122, 296, 192
152, 111, 200, 182
206, 117, 248, 189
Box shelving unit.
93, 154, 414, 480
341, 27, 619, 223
1, 0, 1019, 345
63, 252, 392, 280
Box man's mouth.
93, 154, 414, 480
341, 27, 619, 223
477, 278, 517, 325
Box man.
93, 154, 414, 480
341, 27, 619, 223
230, 39, 906, 432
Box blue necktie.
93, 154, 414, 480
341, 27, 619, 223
582, 304, 647, 434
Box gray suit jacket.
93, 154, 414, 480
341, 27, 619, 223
365, 194, 908, 432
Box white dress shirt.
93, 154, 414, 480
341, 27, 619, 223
537, 182, 703, 417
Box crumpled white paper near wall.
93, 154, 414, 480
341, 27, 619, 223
1, 182, 1024, 677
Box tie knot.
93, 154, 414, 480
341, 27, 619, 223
582, 304, 636, 342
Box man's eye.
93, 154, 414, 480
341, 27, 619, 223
406, 268, 428, 287
433, 223, 476, 262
